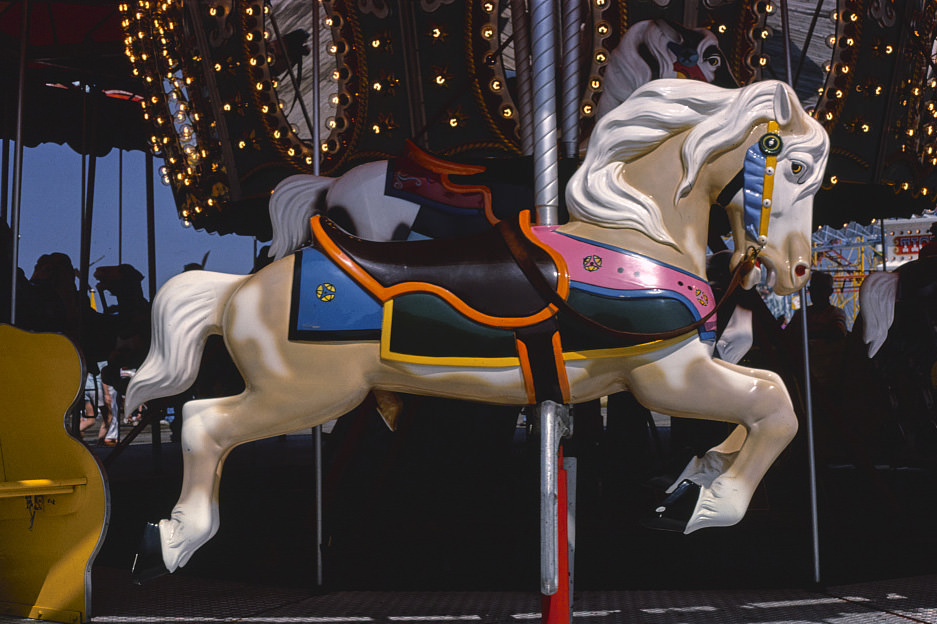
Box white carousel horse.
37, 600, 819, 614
127, 79, 828, 579
860, 256, 937, 357
266, 19, 734, 260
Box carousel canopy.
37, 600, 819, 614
0, 0, 148, 155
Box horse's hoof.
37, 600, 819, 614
131, 522, 169, 585
641, 479, 701, 532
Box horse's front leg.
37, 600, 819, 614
628, 340, 798, 533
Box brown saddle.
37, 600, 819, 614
311, 214, 568, 328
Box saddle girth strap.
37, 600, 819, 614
497, 218, 754, 342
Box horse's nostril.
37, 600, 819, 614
794, 264, 808, 277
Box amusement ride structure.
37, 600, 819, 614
2, 2, 937, 624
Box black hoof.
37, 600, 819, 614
131, 522, 169, 585
641, 479, 701, 532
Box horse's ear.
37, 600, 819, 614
772, 82, 792, 126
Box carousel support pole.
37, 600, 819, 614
530, 1, 572, 621
146, 151, 162, 472
800, 285, 821, 585
9, 0, 30, 325
510, 0, 534, 155
311, 0, 324, 589
2, 138, 9, 223
780, 0, 820, 585
559, 0, 581, 160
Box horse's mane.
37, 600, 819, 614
859, 270, 899, 357
567, 79, 828, 248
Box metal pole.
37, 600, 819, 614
800, 286, 821, 585
2, 138, 9, 223
9, 0, 30, 325
118, 150, 123, 264
311, 0, 324, 589
559, 0, 581, 160
511, 0, 534, 155
145, 151, 161, 471
539, 400, 560, 595
780, 0, 793, 84
530, 0, 559, 225
779, 0, 819, 584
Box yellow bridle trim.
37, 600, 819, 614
759, 120, 780, 242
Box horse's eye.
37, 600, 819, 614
706, 56, 721, 67
788, 160, 809, 183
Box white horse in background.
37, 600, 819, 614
266, 19, 735, 260
127, 79, 828, 580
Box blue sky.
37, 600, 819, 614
13, 142, 256, 295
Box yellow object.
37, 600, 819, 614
0, 324, 109, 624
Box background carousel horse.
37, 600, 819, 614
266, 18, 736, 260
858, 257, 937, 458
127, 79, 828, 580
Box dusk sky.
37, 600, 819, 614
14, 141, 256, 297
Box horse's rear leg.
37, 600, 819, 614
133, 387, 364, 581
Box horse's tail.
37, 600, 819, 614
125, 271, 248, 413
268, 174, 336, 260
859, 270, 899, 357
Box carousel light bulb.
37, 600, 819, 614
373, 81, 382, 91
372, 124, 381, 134
582, 104, 593, 115
214, 62, 222, 71
238, 140, 246, 148
435, 75, 446, 85
826, 34, 837, 47
590, 78, 601, 89
595, 51, 607, 63
370, 38, 381, 48
718, 24, 727, 33
482, 1, 494, 12
329, 44, 339, 53
273, 130, 281, 138
490, 79, 502, 91
481, 25, 494, 39
501, 106, 513, 118
861, 123, 870, 133
287, 148, 296, 156
597, 23, 609, 35
306, 156, 314, 165
223, 103, 231, 111
449, 117, 458, 127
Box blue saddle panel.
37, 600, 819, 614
289, 247, 383, 341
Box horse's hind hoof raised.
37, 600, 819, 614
131, 521, 169, 585
641, 479, 700, 533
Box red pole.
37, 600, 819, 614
542, 445, 569, 623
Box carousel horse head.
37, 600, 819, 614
596, 19, 737, 120
94, 264, 146, 302
569, 78, 829, 295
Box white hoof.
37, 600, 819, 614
684, 476, 750, 533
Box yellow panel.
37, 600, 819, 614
0, 324, 109, 624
